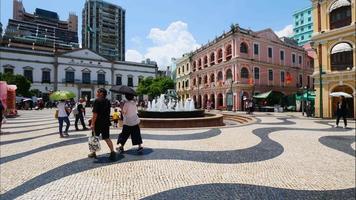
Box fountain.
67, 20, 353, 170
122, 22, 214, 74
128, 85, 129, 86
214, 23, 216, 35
138, 90, 223, 128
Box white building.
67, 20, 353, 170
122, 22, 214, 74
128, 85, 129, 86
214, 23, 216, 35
0, 47, 157, 101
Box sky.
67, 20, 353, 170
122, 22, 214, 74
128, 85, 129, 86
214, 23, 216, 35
0, 0, 311, 69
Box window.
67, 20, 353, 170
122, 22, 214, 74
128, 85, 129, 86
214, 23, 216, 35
128, 76, 133, 87
329, 2, 352, 30
296, 22, 299, 26
308, 17, 311, 22
330, 42, 353, 71
240, 43, 248, 53
299, 55, 302, 64
301, 27, 304, 31
42, 71, 50, 83
217, 49, 223, 63
4, 68, 14, 74
253, 44, 259, 55
24, 69, 33, 83
308, 10, 311, 15
301, 35, 304, 40
82, 72, 91, 84
185, 80, 189, 88
116, 76, 122, 85
268, 47, 273, 58
65, 71, 74, 83
254, 67, 260, 80
309, 25, 312, 29
296, 29, 299, 33
210, 53, 215, 65
268, 69, 273, 81
299, 74, 303, 86
281, 71, 285, 83
307, 75, 310, 87
280, 50, 284, 61
292, 54, 296, 64
97, 73, 105, 84
241, 68, 249, 79
226, 69, 233, 80
301, 20, 304, 24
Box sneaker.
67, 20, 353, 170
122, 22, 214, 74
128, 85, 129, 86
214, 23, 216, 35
137, 147, 144, 153
116, 146, 124, 154
109, 151, 116, 161
88, 152, 97, 158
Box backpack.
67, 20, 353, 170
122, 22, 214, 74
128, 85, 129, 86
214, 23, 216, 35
72, 103, 79, 115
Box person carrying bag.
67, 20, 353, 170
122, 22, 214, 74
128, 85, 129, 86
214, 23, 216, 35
88, 130, 101, 157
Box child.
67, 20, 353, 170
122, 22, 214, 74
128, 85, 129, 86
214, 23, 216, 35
112, 108, 120, 128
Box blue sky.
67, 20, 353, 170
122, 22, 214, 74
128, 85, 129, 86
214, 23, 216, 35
1, 0, 311, 68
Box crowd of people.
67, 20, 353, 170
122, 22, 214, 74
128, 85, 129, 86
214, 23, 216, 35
54, 88, 143, 161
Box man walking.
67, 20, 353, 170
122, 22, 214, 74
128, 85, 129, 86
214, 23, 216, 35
74, 98, 88, 131
88, 88, 116, 161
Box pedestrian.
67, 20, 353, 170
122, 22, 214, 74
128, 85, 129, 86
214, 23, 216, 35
206, 99, 212, 112
336, 96, 348, 128
74, 98, 88, 131
88, 88, 116, 160
57, 99, 71, 138
117, 94, 143, 153
0, 100, 4, 134
112, 108, 120, 128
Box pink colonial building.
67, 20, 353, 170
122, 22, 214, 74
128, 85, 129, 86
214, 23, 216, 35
188, 25, 314, 111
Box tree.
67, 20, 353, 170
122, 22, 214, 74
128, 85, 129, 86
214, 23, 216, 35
0, 73, 32, 97
137, 76, 174, 99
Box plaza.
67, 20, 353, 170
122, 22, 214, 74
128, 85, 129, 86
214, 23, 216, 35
0, 109, 355, 199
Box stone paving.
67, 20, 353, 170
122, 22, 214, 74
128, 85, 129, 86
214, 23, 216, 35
0, 109, 355, 199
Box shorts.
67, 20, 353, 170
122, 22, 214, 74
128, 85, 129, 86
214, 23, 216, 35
94, 125, 110, 140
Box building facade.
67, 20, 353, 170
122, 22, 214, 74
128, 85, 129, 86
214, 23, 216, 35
2, 0, 78, 52
186, 25, 314, 111
0, 47, 157, 101
311, 0, 355, 119
292, 6, 314, 46
175, 54, 191, 101
82, 0, 125, 61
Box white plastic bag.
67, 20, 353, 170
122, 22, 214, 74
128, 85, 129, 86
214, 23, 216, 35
88, 132, 101, 153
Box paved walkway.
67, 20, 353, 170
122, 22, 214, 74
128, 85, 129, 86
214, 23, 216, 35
0, 109, 355, 199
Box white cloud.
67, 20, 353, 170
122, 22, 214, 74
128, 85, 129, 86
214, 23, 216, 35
125, 21, 200, 69
275, 24, 294, 38
125, 49, 144, 62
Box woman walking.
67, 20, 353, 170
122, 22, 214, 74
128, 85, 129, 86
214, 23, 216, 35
336, 96, 348, 128
117, 94, 143, 153
57, 100, 71, 137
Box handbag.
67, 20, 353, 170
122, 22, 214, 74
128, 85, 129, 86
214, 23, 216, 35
88, 131, 101, 153
54, 110, 59, 119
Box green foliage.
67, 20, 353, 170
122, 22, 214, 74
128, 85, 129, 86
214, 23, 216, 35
137, 76, 174, 99
0, 72, 32, 97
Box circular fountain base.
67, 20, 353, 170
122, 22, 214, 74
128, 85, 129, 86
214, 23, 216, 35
138, 112, 224, 128
138, 109, 205, 118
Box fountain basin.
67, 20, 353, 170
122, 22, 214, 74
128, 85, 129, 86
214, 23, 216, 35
138, 109, 205, 118
139, 113, 224, 128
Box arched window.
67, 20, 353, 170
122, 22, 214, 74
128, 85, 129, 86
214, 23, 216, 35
193, 61, 197, 72
210, 73, 215, 83
198, 58, 202, 68
210, 52, 215, 65
241, 67, 249, 78
226, 69, 233, 80
178, 67, 180, 75
204, 75, 208, 84
217, 71, 223, 81
329, 0, 352, 30
178, 82, 181, 89
193, 78, 196, 86
185, 80, 189, 88
225, 44, 232, 61
330, 42, 353, 71
186, 64, 189, 72
217, 49, 223, 63
240, 42, 248, 53
203, 56, 208, 67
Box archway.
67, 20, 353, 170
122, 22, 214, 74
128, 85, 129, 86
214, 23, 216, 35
203, 94, 208, 109
331, 85, 354, 118
217, 93, 223, 109
210, 94, 215, 109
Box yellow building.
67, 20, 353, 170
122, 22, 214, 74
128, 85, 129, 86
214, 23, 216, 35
311, 0, 355, 119
175, 53, 191, 101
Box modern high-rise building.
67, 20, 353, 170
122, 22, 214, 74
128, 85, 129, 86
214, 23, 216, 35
311, 0, 355, 119
82, 0, 125, 61
292, 6, 313, 46
2, 0, 79, 52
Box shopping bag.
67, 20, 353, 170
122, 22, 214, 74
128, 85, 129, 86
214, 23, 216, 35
54, 110, 59, 119
88, 131, 101, 153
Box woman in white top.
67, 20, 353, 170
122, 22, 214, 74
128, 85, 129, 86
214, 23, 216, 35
117, 94, 143, 153
57, 100, 71, 137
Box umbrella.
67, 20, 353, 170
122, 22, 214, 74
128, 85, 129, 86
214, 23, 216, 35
329, 92, 353, 98
50, 91, 76, 101
110, 85, 137, 96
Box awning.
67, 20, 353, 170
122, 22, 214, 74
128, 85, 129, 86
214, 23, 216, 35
253, 90, 272, 99
329, 0, 351, 12
331, 43, 353, 54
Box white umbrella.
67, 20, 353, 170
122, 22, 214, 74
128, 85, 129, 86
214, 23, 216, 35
330, 92, 353, 98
